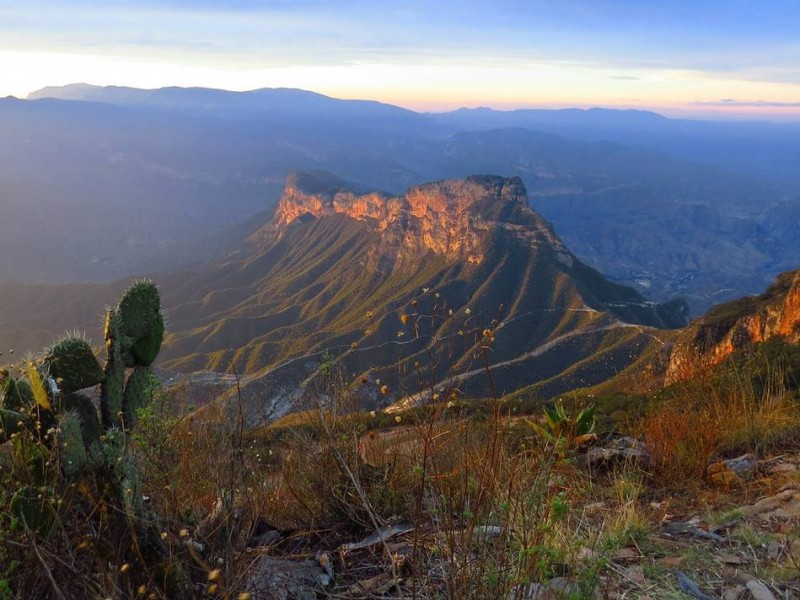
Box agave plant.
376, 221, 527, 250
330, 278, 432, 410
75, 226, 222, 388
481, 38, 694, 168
528, 399, 596, 455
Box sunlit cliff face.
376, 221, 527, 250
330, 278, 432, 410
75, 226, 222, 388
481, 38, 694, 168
666, 270, 800, 383
273, 173, 572, 266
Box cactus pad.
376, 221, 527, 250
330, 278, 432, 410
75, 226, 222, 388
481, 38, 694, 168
45, 338, 104, 394
62, 393, 102, 447
122, 366, 155, 427
101, 352, 125, 430
129, 312, 164, 367
0, 407, 27, 442
10, 486, 58, 537
59, 411, 88, 478
2, 378, 34, 411
117, 280, 161, 343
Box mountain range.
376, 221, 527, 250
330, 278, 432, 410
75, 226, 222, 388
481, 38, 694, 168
1, 172, 690, 426
2, 84, 800, 428
2, 84, 799, 313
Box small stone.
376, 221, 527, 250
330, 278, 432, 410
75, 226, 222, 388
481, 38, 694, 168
708, 454, 758, 486
723, 569, 757, 585
583, 436, 651, 470
676, 571, 713, 600
623, 566, 645, 584
746, 580, 778, 600
247, 556, 332, 600
790, 538, 800, 556
248, 530, 282, 548
348, 574, 393, 595
722, 585, 746, 600
767, 462, 796, 475
612, 547, 640, 562
657, 556, 684, 568
717, 553, 747, 565
766, 542, 783, 559
741, 489, 800, 520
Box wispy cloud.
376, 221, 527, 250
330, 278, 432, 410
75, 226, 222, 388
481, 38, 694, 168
691, 99, 800, 108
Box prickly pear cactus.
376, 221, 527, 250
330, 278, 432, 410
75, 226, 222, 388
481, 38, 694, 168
117, 280, 162, 348
1, 377, 34, 412
101, 309, 126, 429
129, 311, 164, 367
0, 278, 165, 487
122, 366, 155, 428
0, 279, 182, 592
10, 485, 58, 537
101, 280, 164, 428
0, 407, 28, 443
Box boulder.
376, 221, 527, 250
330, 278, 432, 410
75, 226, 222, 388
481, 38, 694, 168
582, 435, 651, 470
246, 552, 333, 600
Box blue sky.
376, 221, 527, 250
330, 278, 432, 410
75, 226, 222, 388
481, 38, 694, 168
1, 0, 799, 118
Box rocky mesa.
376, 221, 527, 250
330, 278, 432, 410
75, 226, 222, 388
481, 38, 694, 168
667, 268, 800, 382
271, 171, 573, 267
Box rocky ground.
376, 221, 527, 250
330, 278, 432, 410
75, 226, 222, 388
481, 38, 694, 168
228, 442, 800, 599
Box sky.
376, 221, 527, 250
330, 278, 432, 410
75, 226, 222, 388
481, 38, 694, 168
1, 0, 800, 119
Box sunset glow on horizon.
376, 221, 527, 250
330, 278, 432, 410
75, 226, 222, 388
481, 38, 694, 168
2, 1, 800, 121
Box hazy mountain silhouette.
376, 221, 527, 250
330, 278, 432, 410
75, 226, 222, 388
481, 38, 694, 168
3, 84, 799, 313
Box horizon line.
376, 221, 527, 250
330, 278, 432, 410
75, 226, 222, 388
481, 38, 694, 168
11, 81, 800, 124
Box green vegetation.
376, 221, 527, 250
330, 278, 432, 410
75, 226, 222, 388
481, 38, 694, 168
0, 280, 186, 597
527, 399, 596, 455
1, 294, 799, 598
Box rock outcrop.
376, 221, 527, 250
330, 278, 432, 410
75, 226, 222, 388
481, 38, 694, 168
667, 269, 800, 382
271, 171, 573, 267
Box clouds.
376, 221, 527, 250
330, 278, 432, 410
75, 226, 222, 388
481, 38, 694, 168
693, 99, 800, 108
3, 1, 799, 77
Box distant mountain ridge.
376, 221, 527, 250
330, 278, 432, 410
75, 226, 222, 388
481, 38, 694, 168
27, 83, 422, 122
5, 83, 800, 311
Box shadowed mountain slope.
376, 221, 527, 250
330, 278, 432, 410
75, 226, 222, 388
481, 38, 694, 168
1, 172, 688, 426
150, 172, 688, 425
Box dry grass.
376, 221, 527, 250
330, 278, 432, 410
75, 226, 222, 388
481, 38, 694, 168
636, 358, 800, 484
256, 378, 587, 597
2, 335, 798, 598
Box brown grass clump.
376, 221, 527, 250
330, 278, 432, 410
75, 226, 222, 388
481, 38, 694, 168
638, 400, 721, 480
636, 356, 800, 484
